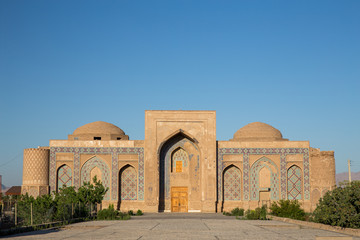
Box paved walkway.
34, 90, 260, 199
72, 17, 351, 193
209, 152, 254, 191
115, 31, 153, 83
4, 213, 359, 240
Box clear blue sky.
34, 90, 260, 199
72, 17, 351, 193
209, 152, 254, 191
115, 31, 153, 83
1, 0, 359, 187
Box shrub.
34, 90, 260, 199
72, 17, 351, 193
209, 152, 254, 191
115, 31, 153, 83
244, 206, 267, 220
231, 207, 244, 216
97, 205, 118, 220
128, 210, 134, 216
118, 212, 131, 220
270, 200, 306, 220
313, 181, 360, 229
136, 209, 143, 216
222, 211, 232, 216
223, 208, 244, 217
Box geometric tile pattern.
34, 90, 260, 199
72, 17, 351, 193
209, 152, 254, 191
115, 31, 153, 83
162, 138, 196, 199
250, 157, 279, 200
50, 147, 144, 201
120, 166, 137, 200
280, 153, 287, 199
223, 166, 241, 201
287, 165, 302, 200
57, 164, 72, 191
80, 156, 110, 200
217, 148, 310, 201
172, 148, 188, 172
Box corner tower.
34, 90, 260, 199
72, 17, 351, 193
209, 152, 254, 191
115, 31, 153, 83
22, 147, 50, 197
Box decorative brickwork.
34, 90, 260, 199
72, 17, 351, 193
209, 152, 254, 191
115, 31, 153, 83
23, 148, 49, 186
250, 157, 279, 200
80, 156, 110, 200
50, 147, 144, 201
172, 148, 188, 172
120, 166, 137, 200
223, 166, 241, 201
217, 148, 310, 201
287, 165, 302, 200
57, 164, 72, 191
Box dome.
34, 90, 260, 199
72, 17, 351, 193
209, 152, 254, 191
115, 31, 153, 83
231, 122, 285, 141
70, 121, 129, 140
73, 121, 125, 135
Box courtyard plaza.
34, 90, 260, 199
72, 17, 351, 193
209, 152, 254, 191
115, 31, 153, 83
4, 213, 358, 240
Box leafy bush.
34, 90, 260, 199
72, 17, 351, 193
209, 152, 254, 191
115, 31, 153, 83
97, 205, 131, 220
97, 205, 118, 220
244, 206, 267, 220
136, 209, 143, 216
270, 200, 306, 220
128, 210, 134, 216
313, 181, 360, 229
231, 207, 244, 216
223, 207, 244, 216
119, 212, 131, 220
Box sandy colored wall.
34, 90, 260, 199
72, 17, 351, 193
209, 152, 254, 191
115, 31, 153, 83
22, 148, 50, 197
144, 110, 217, 212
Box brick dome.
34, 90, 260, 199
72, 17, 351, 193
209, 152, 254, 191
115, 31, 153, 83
69, 121, 129, 140
231, 122, 285, 141
73, 121, 125, 135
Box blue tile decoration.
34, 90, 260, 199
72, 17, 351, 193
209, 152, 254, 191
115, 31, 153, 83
218, 148, 310, 201
50, 147, 144, 201
287, 165, 302, 200
223, 166, 241, 201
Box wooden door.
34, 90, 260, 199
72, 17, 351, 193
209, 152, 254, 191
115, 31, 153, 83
171, 187, 188, 212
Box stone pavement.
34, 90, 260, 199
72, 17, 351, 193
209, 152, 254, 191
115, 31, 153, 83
3, 213, 359, 240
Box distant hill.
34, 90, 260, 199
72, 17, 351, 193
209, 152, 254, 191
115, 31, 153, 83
1, 184, 8, 193
336, 171, 360, 185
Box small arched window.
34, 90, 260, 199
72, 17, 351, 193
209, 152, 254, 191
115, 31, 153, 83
172, 148, 187, 173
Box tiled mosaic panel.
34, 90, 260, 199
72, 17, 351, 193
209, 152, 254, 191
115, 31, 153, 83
250, 157, 279, 200
287, 165, 302, 200
80, 157, 110, 200
163, 139, 194, 199
224, 166, 241, 201
57, 165, 72, 191
217, 148, 310, 201
280, 154, 287, 199
172, 148, 188, 172
50, 147, 144, 201
121, 166, 137, 200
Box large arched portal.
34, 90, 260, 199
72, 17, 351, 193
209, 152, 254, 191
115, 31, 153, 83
158, 131, 200, 212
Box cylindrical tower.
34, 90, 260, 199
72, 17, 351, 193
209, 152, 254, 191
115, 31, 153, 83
22, 148, 50, 197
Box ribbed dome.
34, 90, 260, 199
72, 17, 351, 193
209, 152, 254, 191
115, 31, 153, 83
73, 121, 125, 135
231, 122, 284, 141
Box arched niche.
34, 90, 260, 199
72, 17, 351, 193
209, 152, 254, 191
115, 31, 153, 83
158, 130, 200, 212
250, 157, 279, 200
223, 165, 242, 201
287, 165, 302, 200
80, 156, 110, 200
119, 165, 138, 200
57, 164, 72, 191
171, 147, 188, 173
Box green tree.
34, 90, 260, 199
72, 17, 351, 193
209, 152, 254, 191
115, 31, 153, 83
313, 181, 360, 228
54, 186, 78, 221
77, 176, 108, 205
32, 194, 55, 224
17, 194, 35, 226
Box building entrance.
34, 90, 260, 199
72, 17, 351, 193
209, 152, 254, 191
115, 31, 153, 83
171, 187, 188, 212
